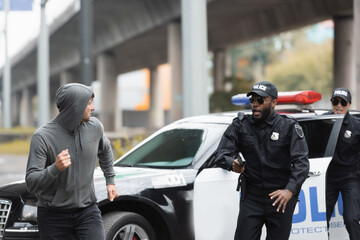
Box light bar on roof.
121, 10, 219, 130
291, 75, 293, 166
231, 90, 322, 106
277, 90, 322, 104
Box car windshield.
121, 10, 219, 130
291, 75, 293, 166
115, 129, 204, 168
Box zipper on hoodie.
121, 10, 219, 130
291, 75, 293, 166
74, 130, 80, 207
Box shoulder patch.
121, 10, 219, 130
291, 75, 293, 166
294, 124, 304, 138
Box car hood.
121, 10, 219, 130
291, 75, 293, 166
93, 166, 198, 201
0, 180, 35, 204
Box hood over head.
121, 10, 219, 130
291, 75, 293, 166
54, 83, 93, 134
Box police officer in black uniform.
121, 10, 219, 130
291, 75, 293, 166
215, 81, 309, 240
325, 88, 360, 239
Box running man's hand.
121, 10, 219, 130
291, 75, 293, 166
269, 189, 293, 213
56, 149, 71, 172
107, 184, 118, 202
232, 159, 245, 173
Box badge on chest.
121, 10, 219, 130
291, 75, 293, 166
271, 132, 279, 141
344, 130, 352, 138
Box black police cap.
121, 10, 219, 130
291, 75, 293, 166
246, 81, 278, 99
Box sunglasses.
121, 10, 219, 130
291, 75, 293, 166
249, 96, 265, 104
331, 98, 348, 107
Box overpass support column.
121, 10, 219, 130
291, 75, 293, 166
355, 0, 360, 109
168, 23, 183, 122
11, 92, 20, 127
96, 52, 119, 131
333, 16, 356, 107
149, 67, 164, 130
181, 0, 209, 117
20, 88, 33, 127
213, 49, 227, 92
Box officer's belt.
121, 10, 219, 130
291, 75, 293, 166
246, 184, 278, 198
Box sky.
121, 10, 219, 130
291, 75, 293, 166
0, 0, 77, 67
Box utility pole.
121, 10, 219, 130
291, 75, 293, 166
37, 0, 50, 127
80, 0, 93, 86
3, 0, 11, 128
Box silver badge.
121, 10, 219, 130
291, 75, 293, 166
271, 132, 279, 141
344, 130, 352, 138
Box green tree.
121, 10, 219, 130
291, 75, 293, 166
213, 24, 333, 112
230, 29, 309, 83
210, 75, 252, 112
265, 40, 333, 95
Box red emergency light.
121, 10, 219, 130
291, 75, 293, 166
277, 90, 322, 104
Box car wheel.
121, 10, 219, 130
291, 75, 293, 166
103, 211, 156, 240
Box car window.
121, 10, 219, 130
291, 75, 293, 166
299, 119, 335, 158
115, 129, 204, 168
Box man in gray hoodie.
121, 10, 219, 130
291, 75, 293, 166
26, 83, 118, 239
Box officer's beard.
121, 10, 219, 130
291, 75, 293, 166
253, 105, 272, 123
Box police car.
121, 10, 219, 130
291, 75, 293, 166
0, 91, 357, 240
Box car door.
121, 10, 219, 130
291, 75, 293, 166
193, 116, 348, 240
300, 117, 348, 240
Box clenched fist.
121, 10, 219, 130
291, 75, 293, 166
56, 149, 71, 172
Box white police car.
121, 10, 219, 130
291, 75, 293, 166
194, 90, 354, 240
0, 91, 356, 240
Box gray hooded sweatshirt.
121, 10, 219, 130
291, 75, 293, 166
26, 83, 115, 209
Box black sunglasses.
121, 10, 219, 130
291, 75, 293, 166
331, 98, 348, 107
249, 96, 265, 104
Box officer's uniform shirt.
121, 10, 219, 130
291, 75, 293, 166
324, 111, 360, 240
215, 111, 309, 195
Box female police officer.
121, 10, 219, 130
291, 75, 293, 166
326, 88, 360, 239
215, 81, 309, 240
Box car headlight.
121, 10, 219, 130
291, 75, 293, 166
20, 200, 37, 222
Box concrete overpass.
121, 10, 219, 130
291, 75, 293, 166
0, 0, 358, 133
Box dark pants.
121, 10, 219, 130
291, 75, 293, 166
37, 204, 105, 240
234, 190, 297, 240
326, 164, 360, 240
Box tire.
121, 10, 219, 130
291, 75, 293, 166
103, 211, 156, 240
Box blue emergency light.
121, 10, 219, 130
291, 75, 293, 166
231, 94, 250, 106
